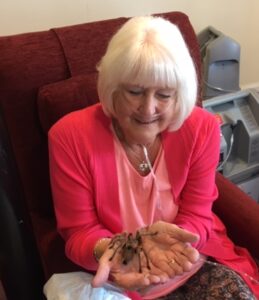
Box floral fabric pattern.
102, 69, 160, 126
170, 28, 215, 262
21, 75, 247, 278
159, 262, 255, 300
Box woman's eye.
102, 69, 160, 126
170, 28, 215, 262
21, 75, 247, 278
128, 89, 143, 96
157, 93, 171, 99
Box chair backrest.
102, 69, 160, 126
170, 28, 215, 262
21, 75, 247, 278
0, 11, 201, 299
0, 11, 200, 220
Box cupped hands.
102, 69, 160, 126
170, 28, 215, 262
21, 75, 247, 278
91, 221, 200, 290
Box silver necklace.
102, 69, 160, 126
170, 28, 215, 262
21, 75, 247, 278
124, 144, 151, 173
139, 145, 152, 173
139, 160, 150, 173
112, 121, 153, 173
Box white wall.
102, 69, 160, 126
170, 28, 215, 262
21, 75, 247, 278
1, 0, 258, 88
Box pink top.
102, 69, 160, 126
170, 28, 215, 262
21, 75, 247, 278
113, 133, 177, 230
48, 104, 259, 298
113, 135, 205, 299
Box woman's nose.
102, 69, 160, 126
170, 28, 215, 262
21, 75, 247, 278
138, 93, 157, 115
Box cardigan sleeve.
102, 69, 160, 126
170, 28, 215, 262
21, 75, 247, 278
48, 113, 113, 271
173, 113, 220, 249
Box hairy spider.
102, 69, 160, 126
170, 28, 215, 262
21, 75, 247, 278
108, 229, 158, 273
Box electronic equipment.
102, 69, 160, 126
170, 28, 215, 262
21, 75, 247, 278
197, 26, 241, 99
203, 88, 259, 202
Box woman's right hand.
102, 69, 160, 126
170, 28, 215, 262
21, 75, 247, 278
91, 238, 163, 290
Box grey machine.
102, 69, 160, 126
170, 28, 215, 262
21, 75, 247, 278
198, 26, 241, 99
203, 88, 259, 203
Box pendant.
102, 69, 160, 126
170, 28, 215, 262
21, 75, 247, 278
139, 161, 149, 172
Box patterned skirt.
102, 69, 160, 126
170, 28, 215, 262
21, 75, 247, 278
158, 260, 256, 300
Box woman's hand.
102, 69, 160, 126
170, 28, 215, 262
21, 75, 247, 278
141, 221, 200, 278
91, 237, 163, 290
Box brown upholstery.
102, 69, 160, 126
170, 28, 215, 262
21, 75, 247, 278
0, 11, 258, 300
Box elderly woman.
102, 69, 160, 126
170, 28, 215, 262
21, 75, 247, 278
48, 16, 259, 299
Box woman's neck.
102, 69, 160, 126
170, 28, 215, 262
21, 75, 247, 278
112, 120, 161, 175
112, 119, 158, 148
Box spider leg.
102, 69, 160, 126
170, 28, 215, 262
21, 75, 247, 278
108, 235, 126, 261
141, 246, 151, 270
137, 247, 143, 273
136, 231, 156, 271
108, 234, 124, 249
109, 243, 123, 261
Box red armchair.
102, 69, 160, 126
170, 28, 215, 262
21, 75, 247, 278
0, 11, 258, 300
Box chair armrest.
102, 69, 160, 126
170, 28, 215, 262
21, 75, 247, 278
30, 212, 83, 279
213, 172, 259, 260
0, 186, 45, 299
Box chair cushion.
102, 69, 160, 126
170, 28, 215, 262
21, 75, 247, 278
37, 74, 99, 133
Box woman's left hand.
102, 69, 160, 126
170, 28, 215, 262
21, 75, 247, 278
141, 221, 200, 278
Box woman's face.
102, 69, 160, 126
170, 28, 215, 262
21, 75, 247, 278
113, 84, 177, 145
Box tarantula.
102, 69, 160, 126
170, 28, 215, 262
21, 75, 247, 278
108, 229, 158, 273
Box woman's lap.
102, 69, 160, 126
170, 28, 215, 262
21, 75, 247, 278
159, 262, 255, 300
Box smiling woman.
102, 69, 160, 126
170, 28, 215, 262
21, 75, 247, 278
48, 15, 259, 299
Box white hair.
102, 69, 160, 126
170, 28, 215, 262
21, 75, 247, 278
97, 15, 198, 130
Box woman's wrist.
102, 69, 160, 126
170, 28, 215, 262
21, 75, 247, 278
93, 237, 111, 261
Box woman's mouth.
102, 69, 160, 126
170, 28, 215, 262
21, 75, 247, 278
133, 114, 160, 124
134, 118, 158, 125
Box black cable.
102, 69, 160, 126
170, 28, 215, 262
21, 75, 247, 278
217, 123, 236, 171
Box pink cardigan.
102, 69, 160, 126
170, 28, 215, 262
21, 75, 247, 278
48, 103, 259, 297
